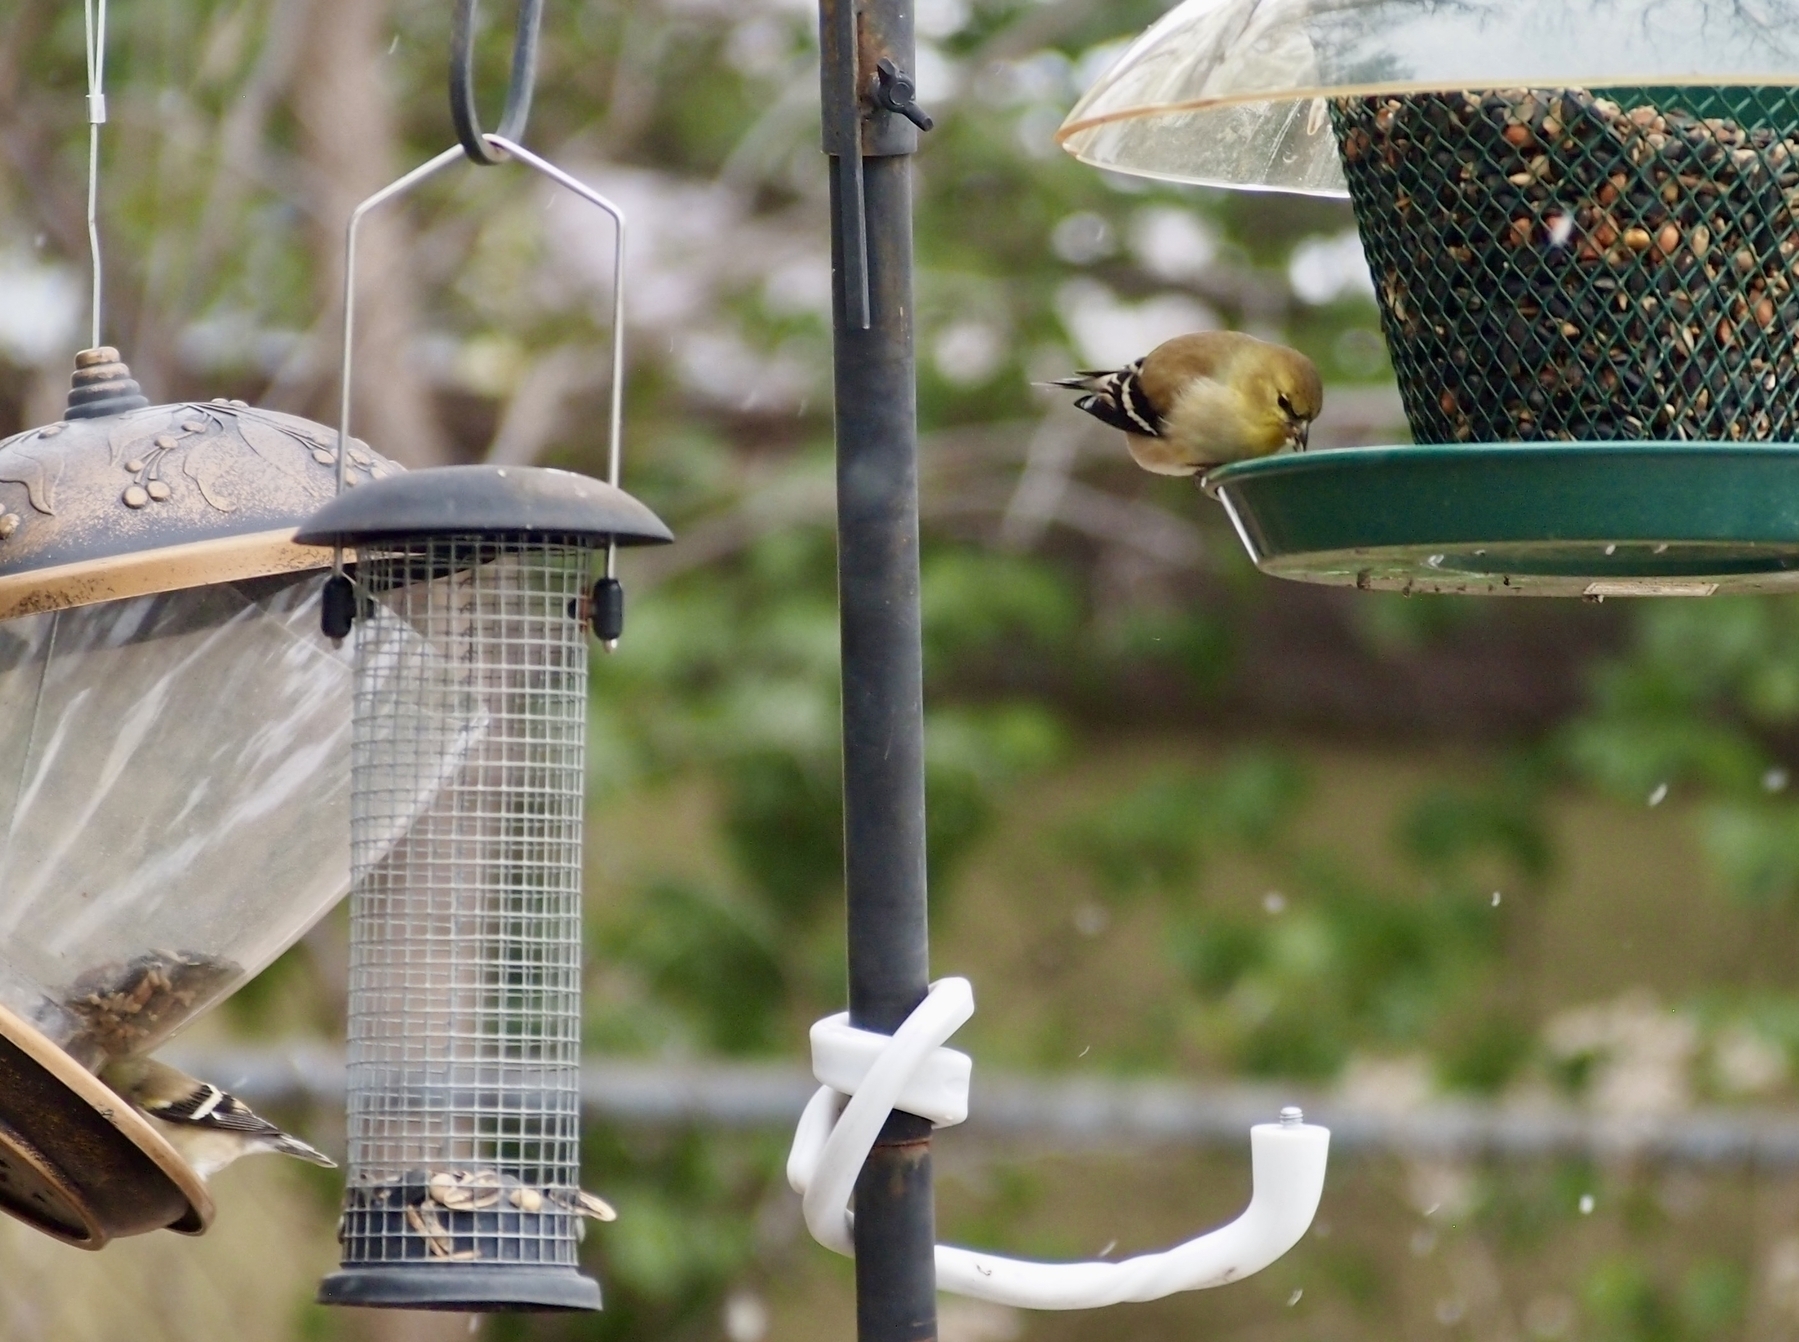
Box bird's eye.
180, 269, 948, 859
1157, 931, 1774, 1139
1277, 394, 1295, 417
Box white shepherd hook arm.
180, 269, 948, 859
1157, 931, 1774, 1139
785, 977, 1331, 1311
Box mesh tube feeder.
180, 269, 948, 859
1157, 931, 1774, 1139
300, 467, 669, 1311
289, 91, 673, 1308
1059, 0, 1799, 596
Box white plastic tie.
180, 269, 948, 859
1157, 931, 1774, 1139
786, 976, 1331, 1310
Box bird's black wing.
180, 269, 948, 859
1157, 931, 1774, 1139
1063, 360, 1165, 438
146, 1082, 283, 1136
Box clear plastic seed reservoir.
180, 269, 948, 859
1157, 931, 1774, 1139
0, 576, 352, 1066
1058, 0, 1799, 595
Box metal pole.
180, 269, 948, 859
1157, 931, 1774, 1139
820, 0, 937, 1337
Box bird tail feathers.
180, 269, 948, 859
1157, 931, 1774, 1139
1041, 372, 1113, 392
274, 1133, 337, 1167
1045, 361, 1164, 438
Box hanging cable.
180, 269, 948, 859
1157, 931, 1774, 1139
83, 0, 108, 350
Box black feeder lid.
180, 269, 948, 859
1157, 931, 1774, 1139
295, 464, 673, 548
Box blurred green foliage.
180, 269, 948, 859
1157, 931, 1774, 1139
1062, 752, 1546, 1084
1570, 598, 1799, 906
1581, 1255, 1748, 1342
13, 0, 1799, 1336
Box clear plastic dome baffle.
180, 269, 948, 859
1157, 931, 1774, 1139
0, 357, 404, 1249
1056, 0, 1799, 194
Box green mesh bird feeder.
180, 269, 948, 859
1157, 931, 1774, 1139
1060, 0, 1799, 596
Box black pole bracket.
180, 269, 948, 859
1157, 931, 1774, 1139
873, 59, 933, 132
820, 0, 929, 330
821, 0, 871, 328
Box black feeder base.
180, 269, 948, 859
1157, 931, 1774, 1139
318, 1265, 602, 1312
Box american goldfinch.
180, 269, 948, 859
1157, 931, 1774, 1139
1053, 331, 1323, 476
101, 1056, 336, 1178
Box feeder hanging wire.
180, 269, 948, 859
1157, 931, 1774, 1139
83, 0, 108, 349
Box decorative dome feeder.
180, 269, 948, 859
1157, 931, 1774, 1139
1058, 0, 1799, 595
0, 0, 447, 1250
301, 18, 672, 1297
0, 348, 403, 1249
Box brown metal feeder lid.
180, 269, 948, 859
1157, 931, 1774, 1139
0, 348, 401, 622
0, 1000, 213, 1248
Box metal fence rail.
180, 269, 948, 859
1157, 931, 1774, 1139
171, 1045, 1799, 1166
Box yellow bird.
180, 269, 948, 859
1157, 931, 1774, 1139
1053, 331, 1323, 476
102, 1056, 336, 1179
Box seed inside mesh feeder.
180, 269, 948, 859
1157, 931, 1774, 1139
338, 1169, 592, 1263
1334, 87, 1799, 444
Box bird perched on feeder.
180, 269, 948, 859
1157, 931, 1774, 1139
101, 1056, 336, 1179
1052, 331, 1323, 476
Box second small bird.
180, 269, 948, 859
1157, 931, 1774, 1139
1054, 331, 1322, 477
103, 1056, 336, 1179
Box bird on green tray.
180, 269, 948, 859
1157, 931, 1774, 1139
102, 1056, 336, 1179
1052, 331, 1323, 477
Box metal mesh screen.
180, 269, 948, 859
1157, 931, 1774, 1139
336, 536, 591, 1269
1333, 87, 1799, 444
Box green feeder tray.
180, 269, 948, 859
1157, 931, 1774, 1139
1059, 8, 1799, 601
1204, 443, 1799, 596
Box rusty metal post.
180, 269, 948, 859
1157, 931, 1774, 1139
819, 0, 937, 1339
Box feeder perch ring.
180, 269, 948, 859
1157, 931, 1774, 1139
786, 977, 1330, 1310
1206, 442, 1799, 595
0, 1002, 211, 1249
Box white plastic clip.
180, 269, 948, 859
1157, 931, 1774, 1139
86, 92, 106, 125
786, 976, 1331, 1310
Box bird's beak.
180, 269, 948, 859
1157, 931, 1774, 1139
1288, 420, 1310, 451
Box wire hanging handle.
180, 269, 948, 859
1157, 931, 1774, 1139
450, 0, 545, 166
325, 136, 629, 639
